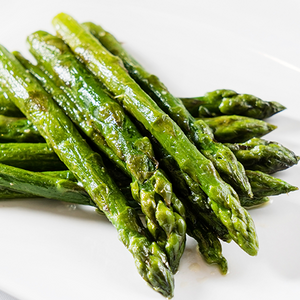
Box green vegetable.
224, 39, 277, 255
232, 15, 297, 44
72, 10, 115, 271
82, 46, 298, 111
180, 89, 286, 119
225, 138, 300, 174
158, 148, 230, 272
42, 170, 77, 181
0, 162, 92, 205
53, 13, 258, 256
24, 33, 186, 273
13, 52, 127, 174
0, 108, 276, 145
240, 170, 298, 207
0, 143, 66, 171
0, 45, 174, 298
0, 86, 24, 117
0, 115, 44, 143
186, 210, 228, 274
201, 115, 277, 143
83, 21, 253, 199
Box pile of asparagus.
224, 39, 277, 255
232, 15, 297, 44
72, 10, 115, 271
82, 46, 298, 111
0, 13, 298, 298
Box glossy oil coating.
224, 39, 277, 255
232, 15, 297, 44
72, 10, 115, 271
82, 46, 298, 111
0, 45, 174, 298
23, 33, 186, 273
54, 13, 258, 256
0, 86, 24, 117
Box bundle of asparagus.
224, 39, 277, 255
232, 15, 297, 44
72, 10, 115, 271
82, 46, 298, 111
0, 12, 298, 298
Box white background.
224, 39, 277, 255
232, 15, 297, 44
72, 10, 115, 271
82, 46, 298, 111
0, 1, 299, 299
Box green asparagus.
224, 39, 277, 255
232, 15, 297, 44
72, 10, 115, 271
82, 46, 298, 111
54, 13, 259, 256
240, 170, 298, 207
201, 115, 277, 143
181, 89, 286, 119
24, 33, 186, 273
0, 45, 174, 297
41, 170, 77, 181
186, 210, 228, 274
0, 115, 44, 143
0, 143, 66, 171
13, 52, 127, 175
3, 140, 294, 208
0, 86, 24, 117
83, 21, 253, 199
0, 107, 276, 145
225, 138, 300, 174
0, 162, 93, 205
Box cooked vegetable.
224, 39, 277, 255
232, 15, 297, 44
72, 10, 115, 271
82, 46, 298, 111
0, 97, 277, 145
180, 89, 286, 119
225, 138, 300, 174
23, 34, 186, 273
0, 115, 44, 143
0, 45, 174, 298
201, 115, 277, 143
0, 86, 24, 117
83, 21, 252, 199
0, 162, 92, 205
53, 13, 258, 256
0, 143, 66, 171
241, 170, 298, 207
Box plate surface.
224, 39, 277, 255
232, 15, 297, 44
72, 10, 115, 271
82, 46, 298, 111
0, 1, 299, 299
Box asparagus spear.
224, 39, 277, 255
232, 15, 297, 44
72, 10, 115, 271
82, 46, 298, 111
23, 35, 186, 274
3, 140, 295, 208
225, 138, 300, 174
0, 85, 24, 117
1, 155, 295, 274
186, 210, 228, 274
240, 170, 298, 207
0, 143, 66, 171
83, 21, 253, 199
0, 162, 93, 205
12, 53, 127, 176
0, 83, 227, 273
201, 115, 277, 143
0, 115, 44, 143
0, 108, 276, 145
53, 13, 258, 256
0, 45, 174, 297
180, 89, 286, 119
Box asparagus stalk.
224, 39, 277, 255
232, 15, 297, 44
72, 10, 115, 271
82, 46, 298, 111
0, 108, 276, 145
0, 162, 93, 205
1, 153, 296, 274
53, 13, 258, 256
0, 86, 24, 117
3, 141, 295, 207
83, 21, 253, 200
201, 115, 277, 143
23, 35, 186, 274
12, 53, 127, 176
155, 144, 230, 272
0, 115, 44, 143
240, 170, 298, 207
225, 138, 300, 174
0, 45, 174, 297
186, 210, 228, 274
180, 89, 286, 119
0, 143, 66, 171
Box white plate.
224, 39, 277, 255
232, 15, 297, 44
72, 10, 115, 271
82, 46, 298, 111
0, 1, 299, 299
